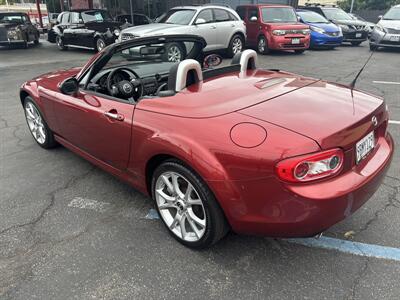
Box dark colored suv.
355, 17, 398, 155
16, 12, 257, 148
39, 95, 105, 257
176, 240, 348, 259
299, 5, 368, 46
48, 9, 124, 52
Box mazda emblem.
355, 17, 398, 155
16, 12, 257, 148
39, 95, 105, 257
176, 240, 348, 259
371, 116, 378, 127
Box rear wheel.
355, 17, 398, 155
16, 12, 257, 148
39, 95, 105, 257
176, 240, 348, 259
34, 34, 39, 45
227, 34, 244, 58
152, 160, 229, 249
23, 97, 57, 149
351, 41, 362, 46
257, 35, 270, 54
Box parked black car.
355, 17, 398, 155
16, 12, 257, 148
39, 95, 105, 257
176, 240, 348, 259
115, 13, 152, 25
48, 9, 124, 52
0, 12, 40, 48
299, 5, 369, 46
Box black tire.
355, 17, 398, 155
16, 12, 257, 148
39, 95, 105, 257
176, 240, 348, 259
34, 35, 39, 45
227, 34, 244, 58
23, 40, 28, 49
23, 97, 57, 149
162, 42, 186, 62
151, 160, 229, 249
56, 35, 67, 51
351, 41, 362, 46
95, 37, 106, 52
257, 35, 270, 54
294, 49, 305, 54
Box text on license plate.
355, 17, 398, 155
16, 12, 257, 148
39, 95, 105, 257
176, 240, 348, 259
390, 35, 400, 42
355, 33, 362, 38
356, 131, 375, 164
292, 38, 300, 44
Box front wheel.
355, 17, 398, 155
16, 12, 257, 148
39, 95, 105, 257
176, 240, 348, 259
152, 160, 229, 249
227, 34, 244, 58
257, 36, 270, 54
95, 37, 106, 52
24, 97, 57, 149
369, 43, 377, 51
163, 42, 185, 62
56, 35, 67, 50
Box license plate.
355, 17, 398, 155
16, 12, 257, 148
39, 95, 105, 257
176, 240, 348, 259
356, 131, 375, 164
355, 33, 362, 38
292, 38, 300, 44
390, 35, 400, 42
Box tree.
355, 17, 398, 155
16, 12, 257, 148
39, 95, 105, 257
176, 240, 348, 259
338, 0, 400, 11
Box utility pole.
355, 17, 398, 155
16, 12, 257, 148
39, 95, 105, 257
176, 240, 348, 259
130, 0, 134, 25
36, 0, 43, 29
350, 0, 355, 13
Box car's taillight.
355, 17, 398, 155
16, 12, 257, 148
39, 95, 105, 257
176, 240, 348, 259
275, 148, 344, 183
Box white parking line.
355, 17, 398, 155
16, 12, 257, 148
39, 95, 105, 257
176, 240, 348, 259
145, 208, 400, 261
389, 120, 400, 125
68, 197, 110, 212
373, 81, 400, 85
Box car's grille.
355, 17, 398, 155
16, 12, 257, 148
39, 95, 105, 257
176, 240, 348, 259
0, 28, 7, 42
121, 33, 139, 41
387, 28, 400, 34
284, 29, 306, 35
326, 31, 340, 37
351, 25, 366, 31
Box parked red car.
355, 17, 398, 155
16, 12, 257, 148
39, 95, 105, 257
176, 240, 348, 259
237, 4, 311, 54
20, 35, 393, 248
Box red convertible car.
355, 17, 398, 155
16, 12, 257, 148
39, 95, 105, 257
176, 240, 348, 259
20, 35, 393, 248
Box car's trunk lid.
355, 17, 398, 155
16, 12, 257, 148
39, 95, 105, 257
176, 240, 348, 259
240, 81, 386, 150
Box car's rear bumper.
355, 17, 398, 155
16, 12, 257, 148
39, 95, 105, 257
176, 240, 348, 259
0, 39, 26, 46
268, 35, 310, 50
213, 133, 394, 237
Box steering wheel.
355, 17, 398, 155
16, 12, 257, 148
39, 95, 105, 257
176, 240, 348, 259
106, 67, 143, 100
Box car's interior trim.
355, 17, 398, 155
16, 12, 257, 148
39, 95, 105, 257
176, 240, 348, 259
203, 64, 241, 80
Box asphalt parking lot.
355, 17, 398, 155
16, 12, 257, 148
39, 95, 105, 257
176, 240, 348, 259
0, 40, 399, 299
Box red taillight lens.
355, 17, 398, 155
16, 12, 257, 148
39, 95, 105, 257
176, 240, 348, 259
275, 148, 344, 183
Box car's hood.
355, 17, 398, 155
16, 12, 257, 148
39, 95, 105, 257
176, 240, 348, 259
32, 67, 81, 87
332, 19, 366, 26
378, 19, 400, 30
266, 23, 309, 29
306, 22, 340, 32
121, 23, 183, 36
239, 81, 385, 150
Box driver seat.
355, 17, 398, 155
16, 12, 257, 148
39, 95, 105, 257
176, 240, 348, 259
168, 59, 203, 92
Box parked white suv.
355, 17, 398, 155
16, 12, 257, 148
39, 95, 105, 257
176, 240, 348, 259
119, 5, 246, 58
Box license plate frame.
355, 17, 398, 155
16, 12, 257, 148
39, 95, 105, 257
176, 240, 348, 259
390, 35, 400, 42
356, 131, 375, 164
292, 38, 300, 44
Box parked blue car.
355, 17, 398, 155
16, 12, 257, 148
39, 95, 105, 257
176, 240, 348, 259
297, 9, 343, 49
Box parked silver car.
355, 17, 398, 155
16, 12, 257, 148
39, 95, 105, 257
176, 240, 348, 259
370, 5, 400, 50
119, 5, 246, 59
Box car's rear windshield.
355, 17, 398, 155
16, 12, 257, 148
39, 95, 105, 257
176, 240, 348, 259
0, 13, 27, 23
297, 11, 329, 23
383, 7, 400, 20
158, 9, 196, 25
322, 8, 353, 21
81, 10, 112, 23
261, 7, 297, 23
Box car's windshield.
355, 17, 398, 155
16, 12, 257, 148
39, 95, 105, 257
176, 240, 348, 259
0, 13, 26, 24
81, 10, 112, 23
297, 11, 329, 23
261, 7, 297, 23
158, 9, 196, 25
383, 7, 400, 20
322, 8, 353, 21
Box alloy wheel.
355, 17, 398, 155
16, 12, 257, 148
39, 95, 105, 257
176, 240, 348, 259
167, 45, 182, 62
97, 39, 106, 52
258, 38, 266, 53
25, 102, 46, 144
232, 37, 243, 54
155, 171, 206, 242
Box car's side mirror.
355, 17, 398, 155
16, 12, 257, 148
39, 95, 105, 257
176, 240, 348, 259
60, 77, 79, 95
297, 16, 301, 22
250, 16, 258, 22
195, 18, 206, 25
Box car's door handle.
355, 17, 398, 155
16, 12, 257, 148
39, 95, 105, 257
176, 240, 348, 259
210, 25, 216, 29
104, 111, 124, 121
